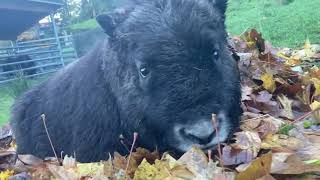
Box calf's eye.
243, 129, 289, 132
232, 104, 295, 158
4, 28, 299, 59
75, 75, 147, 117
213, 50, 219, 59
139, 67, 150, 78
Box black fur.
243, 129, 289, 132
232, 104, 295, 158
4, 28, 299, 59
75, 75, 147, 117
10, 0, 241, 162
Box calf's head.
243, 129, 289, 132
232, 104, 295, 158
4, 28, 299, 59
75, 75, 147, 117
97, 0, 241, 153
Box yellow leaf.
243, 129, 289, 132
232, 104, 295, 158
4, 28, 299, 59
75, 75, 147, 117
0, 170, 14, 180
311, 78, 320, 96
133, 159, 169, 180
236, 153, 272, 180
310, 101, 320, 124
77, 162, 104, 177
284, 56, 301, 66
261, 73, 276, 93
310, 101, 320, 111
304, 38, 312, 49
304, 38, 316, 58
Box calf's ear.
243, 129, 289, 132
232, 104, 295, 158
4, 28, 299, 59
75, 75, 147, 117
96, 8, 132, 37
209, 0, 228, 15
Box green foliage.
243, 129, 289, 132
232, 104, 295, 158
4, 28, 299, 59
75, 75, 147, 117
303, 121, 312, 129
278, 124, 295, 135
226, 0, 320, 47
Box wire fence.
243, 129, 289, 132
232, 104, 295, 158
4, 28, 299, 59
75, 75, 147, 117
0, 35, 78, 84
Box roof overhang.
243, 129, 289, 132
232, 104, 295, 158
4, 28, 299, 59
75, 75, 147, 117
0, 0, 63, 40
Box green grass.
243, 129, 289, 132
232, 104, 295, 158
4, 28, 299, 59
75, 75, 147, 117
68, 0, 320, 48
0, 76, 49, 126
0, 87, 14, 125
226, 0, 320, 47
68, 19, 99, 31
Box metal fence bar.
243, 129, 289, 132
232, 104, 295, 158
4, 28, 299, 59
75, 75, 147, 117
0, 56, 60, 67
50, 14, 64, 67
0, 62, 62, 75
0, 70, 58, 84
0, 33, 77, 83
0, 50, 59, 59
16, 35, 73, 44
0, 43, 57, 50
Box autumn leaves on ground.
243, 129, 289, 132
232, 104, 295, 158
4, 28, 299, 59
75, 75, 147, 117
1, 29, 320, 179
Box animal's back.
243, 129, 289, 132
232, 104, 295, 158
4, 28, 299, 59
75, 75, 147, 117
10, 46, 122, 162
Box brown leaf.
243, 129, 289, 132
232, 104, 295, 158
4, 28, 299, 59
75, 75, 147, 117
233, 131, 261, 153
277, 95, 294, 119
271, 153, 320, 174
177, 147, 208, 176
113, 152, 137, 178
47, 163, 78, 180
256, 174, 276, 180
296, 144, 320, 161
222, 145, 257, 166
236, 153, 272, 180
222, 131, 262, 165
262, 134, 304, 151
132, 148, 160, 165
256, 91, 273, 103
18, 154, 44, 167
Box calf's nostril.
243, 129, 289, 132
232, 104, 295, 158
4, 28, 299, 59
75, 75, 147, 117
181, 128, 215, 145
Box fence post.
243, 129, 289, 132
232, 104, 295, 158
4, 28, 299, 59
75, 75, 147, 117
50, 13, 64, 67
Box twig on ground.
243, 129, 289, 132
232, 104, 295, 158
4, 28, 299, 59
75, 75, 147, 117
208, 149, 212, 162
290, 108, 319, 124
41, 114, 61, 165
125, 132, 138, 175
212, 114, 224, 167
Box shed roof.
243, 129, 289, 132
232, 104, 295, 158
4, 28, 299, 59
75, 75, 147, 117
0, 0, 63, 40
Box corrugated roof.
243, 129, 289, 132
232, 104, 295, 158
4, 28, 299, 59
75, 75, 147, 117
0, 0, 63, 40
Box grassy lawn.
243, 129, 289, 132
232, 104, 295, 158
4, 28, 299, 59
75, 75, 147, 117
0, 76, 49, 126
69, 0, 320, 48
0, 87, 14, 125
226, 0, 320, 47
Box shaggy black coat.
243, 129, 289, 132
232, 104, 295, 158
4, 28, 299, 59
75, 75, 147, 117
10, 0, 241, 162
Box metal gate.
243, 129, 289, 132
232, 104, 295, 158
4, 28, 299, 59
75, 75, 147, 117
0, 35, 78, 84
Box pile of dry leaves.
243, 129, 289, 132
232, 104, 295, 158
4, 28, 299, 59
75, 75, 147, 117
0, 29, 320, 180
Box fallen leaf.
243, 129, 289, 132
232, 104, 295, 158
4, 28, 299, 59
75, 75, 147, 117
17, 154, 44, 167
296, 144, 320, 161
113, 152, 137, 178
222, 146, 256, 166
277, 94, 294, 119
133, 158, 169, 180
177, 147, 208, 176
47, 163, 78, 180
261, 134, 303, 151
261, 73, 276, 93
0, 170, 14, 180
310, 101, 320, 123
236, 153, 272, 180
271, 153, 320, 174
77, 162, 104, 177
233, 131, 261, 155
311, 78, 320, 96
62, 155, 76, 169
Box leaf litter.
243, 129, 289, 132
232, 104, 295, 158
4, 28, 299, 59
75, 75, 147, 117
1, 29, 320, 179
